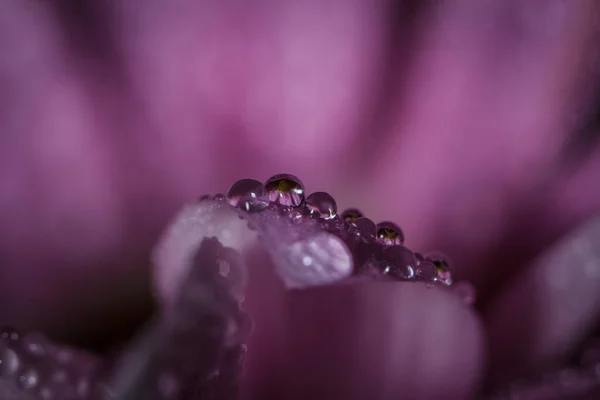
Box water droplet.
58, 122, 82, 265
264, 173, 305, 207
341, 208, 363, 221
453, 281, 476, 305
0, 326, 19, 342
226, 178, 268, 212
213, 193, 226, 201
425, 253, 453, 285
22, 332, 48, 358
375, 221, 404, 246
351, 217, 376, 237
18, 367, 38, 390
415, 260, 438, 281
381, 246, 416, 280
306, 192, 337, 220
199, 194, 211, 201
0, 347, 19, 376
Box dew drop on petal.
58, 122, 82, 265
213, 193, 226, 201
425, 253, 454, 285
199, 194, 211, 201
453, 281, 476, 305
18, 367, 38, 390
226, 178, 268, 212
381, 246, 417, 280
0, 347, 20, 376
341, 208, 363, 222
351, 217, 376, 237
306, 191, 337, 220
375, 221, 404, 246
264, 173, 305, 207
415, 260, 438, 281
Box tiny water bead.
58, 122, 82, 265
341, 208, 363, 221
264, 173, 305, 207
425, 253, 454, 285
226, 178, 268, 212
375, 221, 404, 246
306, 191, 337, 220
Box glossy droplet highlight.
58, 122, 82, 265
306, 192, 337, 220
341, 208, 363, 221
264, 173, 305, 207
351, 217, 376, 237
226, 178, 268, 212
381, 246, 417, 280
18, 367, 39, 390
213, 193, 226, 201
0, 347, 19, 376
425, 253, 453, 285
376, 221, 404, 246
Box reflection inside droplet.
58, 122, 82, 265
306, 191, 337, 220
264, 173, 305, 207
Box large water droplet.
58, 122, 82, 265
264, 173, 305, 207
425, 253, 453, 285
226, 178, 268, 212
306, 192, 337, 220
341, 208, 363, 221
381, 246, 417, 280
18, 367, 38, 390
415, 260, 438, 282
375, 221, 404, 246
0, 347, 20, 376
351, 217, 376, 237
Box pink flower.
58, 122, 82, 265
0, 1, 599, 398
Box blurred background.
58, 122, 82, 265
0, 0, 599, 350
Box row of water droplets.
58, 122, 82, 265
201, 173, 475, 304
0, 326, 100, 399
